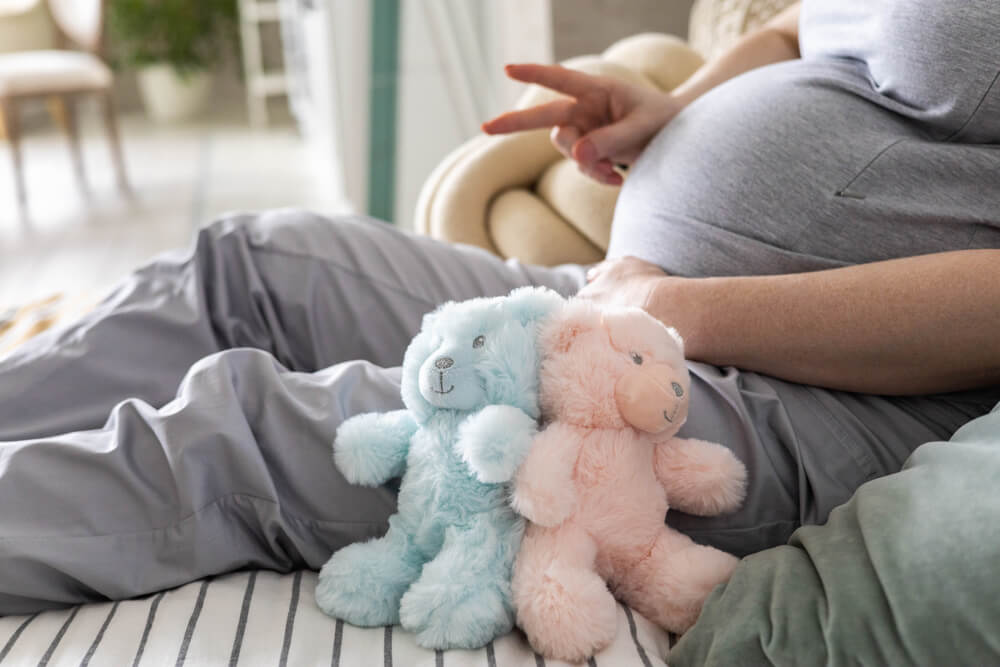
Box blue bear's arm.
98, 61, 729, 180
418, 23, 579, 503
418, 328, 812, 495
456, 405, 538, 484
334, 410, 418, 486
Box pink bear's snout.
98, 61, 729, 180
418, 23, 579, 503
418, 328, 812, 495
615, 364, 689, 433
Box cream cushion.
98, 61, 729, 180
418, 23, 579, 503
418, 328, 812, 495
0, 49, 111, 96
414, 34, 704, 266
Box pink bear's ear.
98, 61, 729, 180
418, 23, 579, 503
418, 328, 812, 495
546, 299, 602, 354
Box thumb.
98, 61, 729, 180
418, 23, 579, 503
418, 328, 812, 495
572, 117, 645, 167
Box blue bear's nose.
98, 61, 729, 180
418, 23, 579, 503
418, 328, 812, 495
435, 357, 454, 369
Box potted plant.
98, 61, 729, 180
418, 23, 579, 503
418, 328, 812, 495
108, 0, 238, 122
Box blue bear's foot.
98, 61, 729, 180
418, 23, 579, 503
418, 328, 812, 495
315, 524, 422, 627
398, 519, 517, 649
400, 574, 514, 650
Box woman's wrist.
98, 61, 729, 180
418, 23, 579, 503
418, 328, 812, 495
646, 274, 720, 363
665, 86, 699, 115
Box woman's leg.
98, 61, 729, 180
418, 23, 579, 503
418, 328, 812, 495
667, 363, 995, 556
0, 209, 586, 441
1, 349, 397, 615
0, 210, 586, 615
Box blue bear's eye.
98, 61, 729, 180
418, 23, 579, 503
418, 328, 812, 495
473, 335, 485, 349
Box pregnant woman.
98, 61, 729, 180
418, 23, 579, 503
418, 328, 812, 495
1, 0, 998, 615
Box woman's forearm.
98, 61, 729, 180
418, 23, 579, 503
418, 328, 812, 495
652, 250, 1000, 395
670, 3, 802, 109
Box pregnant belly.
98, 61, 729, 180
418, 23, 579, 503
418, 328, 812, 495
607, 59, 998, 277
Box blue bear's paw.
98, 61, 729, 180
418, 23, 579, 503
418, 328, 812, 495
457, 405, 537, 484
399, 574, 514, 650
334, 410, 414, 486
315, 533, 422, 627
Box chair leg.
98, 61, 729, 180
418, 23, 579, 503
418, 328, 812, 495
0, 98, 27, 213
99, 91, 130, 193
53, 94, 89, 196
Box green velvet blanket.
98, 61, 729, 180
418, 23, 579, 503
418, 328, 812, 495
672, 402, 1000, 665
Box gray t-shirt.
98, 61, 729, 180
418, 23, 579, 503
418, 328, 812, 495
608, 0, 1000, 277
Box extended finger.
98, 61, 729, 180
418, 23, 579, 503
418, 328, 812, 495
503, 63, 604, 99
481, 98, 575, 134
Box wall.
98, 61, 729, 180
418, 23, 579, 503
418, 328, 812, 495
550, 0, 695, 59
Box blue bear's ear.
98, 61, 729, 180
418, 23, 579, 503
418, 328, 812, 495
503, 287, 565, 326
420, 308, 440, 331
401, 329, 437, 423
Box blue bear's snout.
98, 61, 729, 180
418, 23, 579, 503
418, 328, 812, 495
419, 350, 484, 412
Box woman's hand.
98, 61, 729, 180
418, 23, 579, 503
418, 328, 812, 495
577, 257, 705, 357
481, 64, 681, 185
480, 5, 803, 186
576, 256, 669, 311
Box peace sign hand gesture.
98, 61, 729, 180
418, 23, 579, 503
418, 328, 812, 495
481, 64, 682, 185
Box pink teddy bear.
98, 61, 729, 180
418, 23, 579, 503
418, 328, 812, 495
511, 300, 748, 662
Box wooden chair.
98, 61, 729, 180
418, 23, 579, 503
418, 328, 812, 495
0, 0, 129, 214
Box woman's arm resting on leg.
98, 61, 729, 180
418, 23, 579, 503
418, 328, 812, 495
585, 250, 1000, 395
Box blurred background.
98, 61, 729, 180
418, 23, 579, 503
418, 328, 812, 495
0, 0, 698, 308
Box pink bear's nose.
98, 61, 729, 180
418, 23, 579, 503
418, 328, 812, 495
615, 364, 687, 434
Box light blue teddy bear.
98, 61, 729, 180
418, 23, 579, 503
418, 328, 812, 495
315, 286, 565, 650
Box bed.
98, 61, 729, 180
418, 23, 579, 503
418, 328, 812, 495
0, 570, 672, 666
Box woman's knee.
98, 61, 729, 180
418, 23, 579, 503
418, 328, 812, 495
198, 209, 389, 261
178, 347, 283, 395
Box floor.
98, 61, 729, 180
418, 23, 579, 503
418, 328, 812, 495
0, 107, 350, 309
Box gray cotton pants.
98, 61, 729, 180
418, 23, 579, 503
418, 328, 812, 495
0, 210, 989, 615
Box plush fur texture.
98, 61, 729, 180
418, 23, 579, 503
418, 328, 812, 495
512, 300, 749, 663
315, 287, 564, 650
457, 404, 538, 484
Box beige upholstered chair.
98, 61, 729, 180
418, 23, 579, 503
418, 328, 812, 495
414, 0, 797, 266
0, 0, 128, 213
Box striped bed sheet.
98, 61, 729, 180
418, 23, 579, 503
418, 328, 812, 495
0, 570, 673, 666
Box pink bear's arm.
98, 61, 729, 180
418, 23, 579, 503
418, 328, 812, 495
511, 421, 583, 527
652, 437, 748, 516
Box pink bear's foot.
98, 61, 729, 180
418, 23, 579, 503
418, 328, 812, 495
513, 524, 616, 662
516, 563, 618, 663
616, 529, 740, 634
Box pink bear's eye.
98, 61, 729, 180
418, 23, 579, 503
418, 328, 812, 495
630, 351, 643, 365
